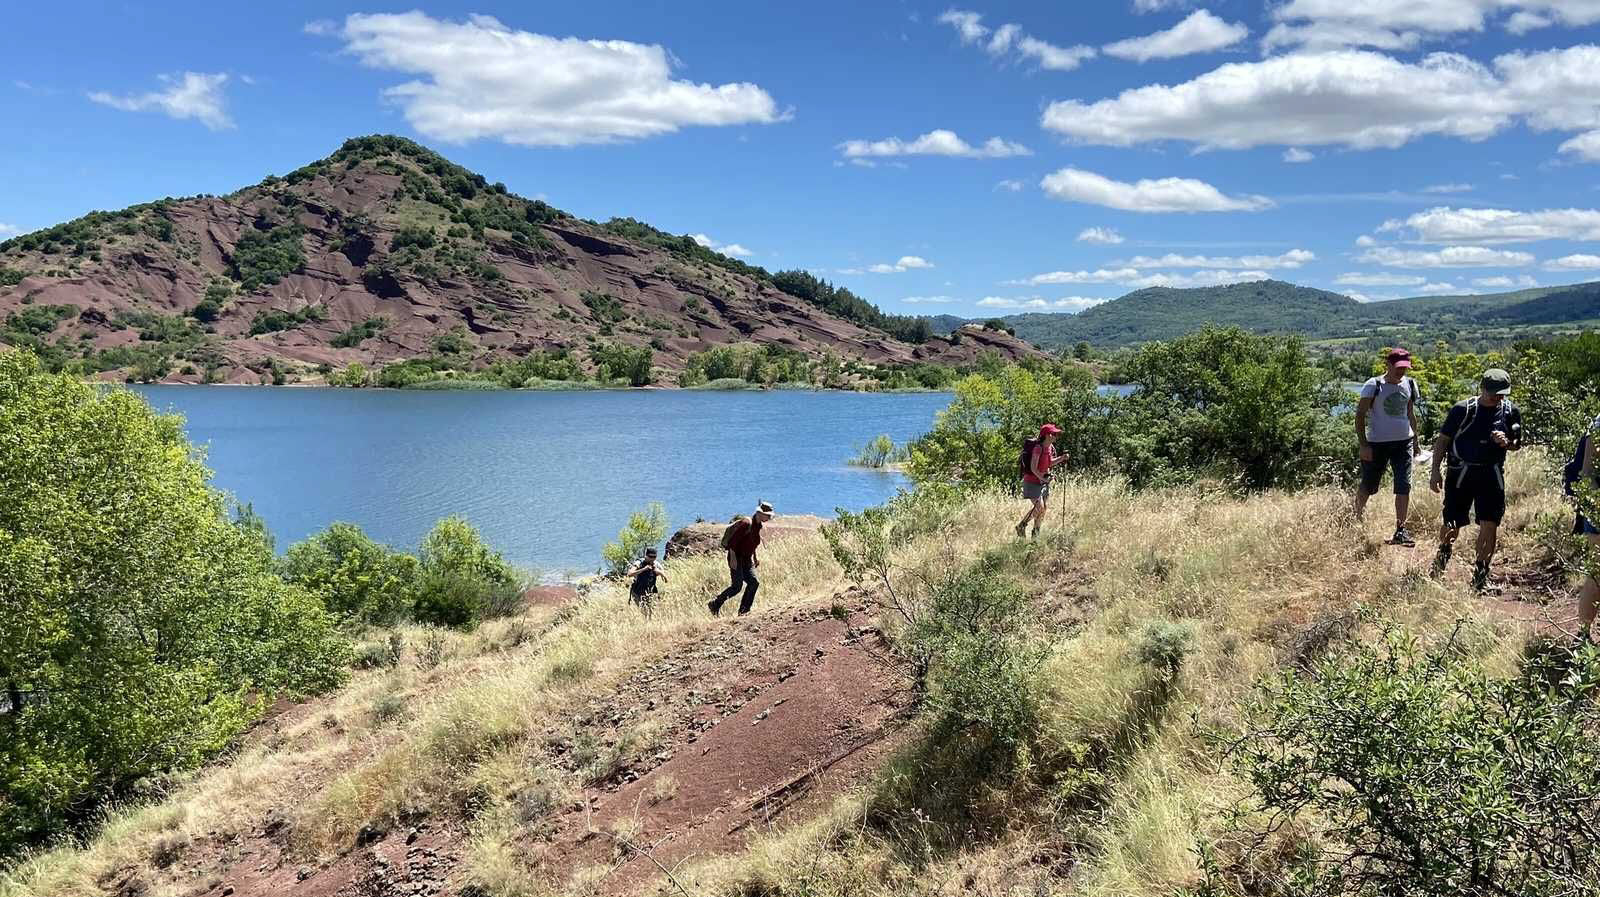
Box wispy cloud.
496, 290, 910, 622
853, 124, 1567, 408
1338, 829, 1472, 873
937, 9, 1096, 71
1077, 227, 1125, 245
995, 179, 1025, 192
902, 295, 958, 304
976, 296, 1110, 312
1041, 167, 1272, 213
88, 72, 233, 130
1283, 147, 1314, 163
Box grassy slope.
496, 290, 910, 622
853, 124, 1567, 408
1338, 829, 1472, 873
1, 459, 1574, 897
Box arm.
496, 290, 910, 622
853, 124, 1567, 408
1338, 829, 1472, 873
1428, 433, 1451, 492
1355, 397, 1374, 460
1585, 429, 1597, 480
1406, 388, 1420, 455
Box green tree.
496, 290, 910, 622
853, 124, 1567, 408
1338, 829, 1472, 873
279, 523, 420, 625
412, 517, 522, 628
601, 503, 668, 576
0, 350, 348, 854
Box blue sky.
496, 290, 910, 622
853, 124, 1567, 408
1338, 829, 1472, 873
5, 1, 1600, 315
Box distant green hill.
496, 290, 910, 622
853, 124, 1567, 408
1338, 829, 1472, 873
966, 279, 1600, 350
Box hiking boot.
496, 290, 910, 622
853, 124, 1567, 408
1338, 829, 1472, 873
1391, 527, 1416, 547
1471, 560, 1491, 593
1015, 521, 1027, 538
1430, 544, 1452, 579
706, 599, 722, 617
1030, 526, 1041, 540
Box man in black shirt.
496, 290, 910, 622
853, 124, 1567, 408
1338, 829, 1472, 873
1428, 368, 1523, 592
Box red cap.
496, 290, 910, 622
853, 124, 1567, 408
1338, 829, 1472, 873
1387, 348, 1412, 369
1039, 423, 1063, 437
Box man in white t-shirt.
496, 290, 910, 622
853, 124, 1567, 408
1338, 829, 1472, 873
1355, 348, 1422, 546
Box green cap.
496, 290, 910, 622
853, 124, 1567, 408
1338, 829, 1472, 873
1481, 368, 1511, 395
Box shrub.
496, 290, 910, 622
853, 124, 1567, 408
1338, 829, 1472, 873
279, 523, 421, 625
1134, 620, 1194, 678
0, 350, 349, 854
231, 224, 305, 291
332, 316, 388, 348
589, 343, 653, 386
189, 298, 222, 323
850, 434, 904, 468
249, 304, 325, 336
432, 325, 474, 357
328, 361, 372, 387
1217, 626, 1600, 897
390, 226, 437, 252
411, 517, 522, 629
600, 503, 668, 577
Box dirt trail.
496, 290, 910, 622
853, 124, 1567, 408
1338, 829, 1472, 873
527, 590, 913, 894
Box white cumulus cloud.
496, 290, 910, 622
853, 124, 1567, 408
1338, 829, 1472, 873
1040, 167, 1272, 213
1076, 227, 1126, 245
938, 9, 1097, 71
1335, 272, 1427, 286
1041, 46, 1600, 152
977, 296, 1111, 312
1546, 254, 1600, 270
1357, 246, 1536, 267
1264, 1, 1600, 51
1378, 207, 1600, 244
838, 129, 1030, 159
1472, 275, 1539, 287
1119, 249, 1314, 269
88, 72, 232, 130
689, 233, 753, 258
1283, 147, 1315, 163
317, 12, 781, 147
842, 256, 935, 275
1103, 10, 1248, 62
1560, 131, 1600, 162
1015, 267, 1272, 288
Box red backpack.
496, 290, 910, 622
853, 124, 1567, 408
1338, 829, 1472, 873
1017, 437, 1040, 478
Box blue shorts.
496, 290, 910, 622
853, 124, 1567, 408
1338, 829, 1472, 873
1360, 440, 1413, 495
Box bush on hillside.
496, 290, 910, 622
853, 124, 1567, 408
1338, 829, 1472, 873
232, 224, 306, 291
0, 350, 349, 855
601, 503, 668, 577
279, 523, 420, 625
411, 517, 522, 628
1217, 627, 1600, 897
589, 343, 653, 386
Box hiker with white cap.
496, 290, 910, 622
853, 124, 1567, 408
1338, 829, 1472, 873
1015, 423, 1068, 539
1355, 347, 1422, 546
708, 500, 773, 616
1429, 368, 1524, 592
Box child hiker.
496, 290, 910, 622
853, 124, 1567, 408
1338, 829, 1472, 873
624, 547, 665, 615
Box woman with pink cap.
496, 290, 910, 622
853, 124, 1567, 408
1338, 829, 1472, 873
1016, 423, 1067, 539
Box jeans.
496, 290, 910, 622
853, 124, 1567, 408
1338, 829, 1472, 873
711, 559, 759, 615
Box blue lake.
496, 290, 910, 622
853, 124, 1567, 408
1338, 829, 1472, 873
132, 387, 954, 576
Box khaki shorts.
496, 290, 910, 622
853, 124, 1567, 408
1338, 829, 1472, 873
1022, 479, 1050, 501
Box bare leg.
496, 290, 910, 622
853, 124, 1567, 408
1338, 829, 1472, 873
1475, 522, 1499, 565
1395, 493, 1410, 531
1439, 524, 1461, 549
1354, 485, 1371, 521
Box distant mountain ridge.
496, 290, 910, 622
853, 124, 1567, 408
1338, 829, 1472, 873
956, 279, 1600, 349
0, 135, 1037, 384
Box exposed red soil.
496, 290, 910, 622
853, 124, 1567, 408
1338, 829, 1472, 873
525, 590, 913, 894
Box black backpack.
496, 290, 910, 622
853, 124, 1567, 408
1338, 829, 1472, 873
1018, 437, 1040, 478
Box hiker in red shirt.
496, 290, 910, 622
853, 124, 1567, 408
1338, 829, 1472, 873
1015, 424, 1067, 539
708, 500, 773, 616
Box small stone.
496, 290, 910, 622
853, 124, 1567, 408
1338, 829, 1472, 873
405, 828, 421, 845
296, 865, 313, 881
222, 886, 234, 896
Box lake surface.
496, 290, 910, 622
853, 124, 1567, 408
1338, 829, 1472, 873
132, 387, 953, 576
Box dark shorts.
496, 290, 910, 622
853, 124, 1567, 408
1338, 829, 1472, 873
1442, 465, 1505, 527
1577, 513, 1600, 536
1360, 440, 1413, 495
1022, 479, 1050, 501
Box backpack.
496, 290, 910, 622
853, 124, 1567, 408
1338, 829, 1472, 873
1450, 398, 1516, 467
718, 516, 748, 550
1017, 437, 1040, 479
1564, 417, 1599, 491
